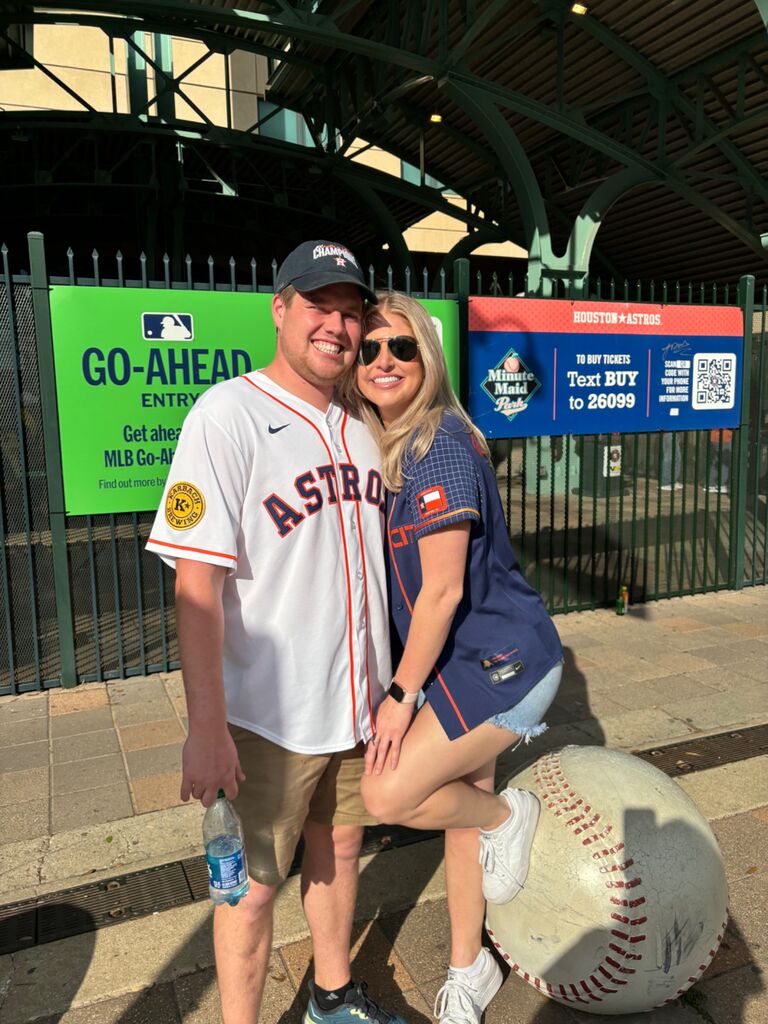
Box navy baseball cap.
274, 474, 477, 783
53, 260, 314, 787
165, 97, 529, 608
275, 240, 378, 304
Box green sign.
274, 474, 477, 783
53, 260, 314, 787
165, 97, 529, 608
50, 287, 460, 515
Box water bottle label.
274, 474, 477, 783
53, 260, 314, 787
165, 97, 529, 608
207, 848, 247, 891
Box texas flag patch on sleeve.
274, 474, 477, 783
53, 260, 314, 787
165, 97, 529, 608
416, 485, 448, 518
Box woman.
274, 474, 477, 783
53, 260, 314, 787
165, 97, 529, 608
341, 292, 563, 1024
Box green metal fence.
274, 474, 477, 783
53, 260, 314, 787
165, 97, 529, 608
0, 235, 765, 694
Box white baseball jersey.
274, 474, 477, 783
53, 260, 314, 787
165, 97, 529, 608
146, 370, 391, 754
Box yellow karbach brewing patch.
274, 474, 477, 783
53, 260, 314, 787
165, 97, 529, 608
165, 481, 205, 530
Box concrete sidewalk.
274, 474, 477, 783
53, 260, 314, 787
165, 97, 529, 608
0, 588, 766, 1023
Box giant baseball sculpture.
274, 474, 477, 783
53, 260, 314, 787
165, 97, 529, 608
486, 746, 728, 1014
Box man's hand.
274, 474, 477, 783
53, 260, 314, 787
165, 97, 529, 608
181, 725, 245, 807
364, 697, 415, 776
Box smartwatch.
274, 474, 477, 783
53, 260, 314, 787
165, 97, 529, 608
387, 680, 420, 705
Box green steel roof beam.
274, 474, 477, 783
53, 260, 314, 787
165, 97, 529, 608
565, 166, 655, 276
29, 0, 438, 74
547, 0, 768, 206
442, 78, 555, 294
6, 8, 323, 74
754, 0, 768, 28
335, 172, 414, 274
441, 0, 516, 68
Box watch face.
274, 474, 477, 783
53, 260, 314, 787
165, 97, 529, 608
389, 682, 405, 702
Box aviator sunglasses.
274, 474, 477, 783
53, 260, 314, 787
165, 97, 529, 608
359, 335, 419, 366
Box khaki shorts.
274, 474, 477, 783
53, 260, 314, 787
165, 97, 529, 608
229, 725, 374, 886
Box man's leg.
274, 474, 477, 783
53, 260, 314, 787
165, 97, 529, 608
301, 820, 363, 989
214, 877, 278, 1024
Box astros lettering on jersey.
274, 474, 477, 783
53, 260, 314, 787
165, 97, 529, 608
147, 370, 392, 754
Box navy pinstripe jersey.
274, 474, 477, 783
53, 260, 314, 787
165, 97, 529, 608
387, 413, 562, 740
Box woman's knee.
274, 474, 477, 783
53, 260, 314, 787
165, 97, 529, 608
360, 773, 412, 824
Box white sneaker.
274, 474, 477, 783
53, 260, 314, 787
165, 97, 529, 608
434, 949, 502, 1024
479, 789, 540, 905
660, 482, 683, 491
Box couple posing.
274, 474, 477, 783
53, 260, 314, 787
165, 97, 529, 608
147, 240, 563, 1024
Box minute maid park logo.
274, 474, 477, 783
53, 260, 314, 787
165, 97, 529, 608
482, 349, 540, 421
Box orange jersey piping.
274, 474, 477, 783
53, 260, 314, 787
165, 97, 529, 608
387, 494, 469, 734
240, 375, 359, 738
148, 537, 237, 561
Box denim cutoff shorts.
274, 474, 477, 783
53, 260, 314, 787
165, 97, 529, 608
485, 659, 564, 746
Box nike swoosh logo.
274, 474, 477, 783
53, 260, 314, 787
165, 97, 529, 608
268, 424, 289, 434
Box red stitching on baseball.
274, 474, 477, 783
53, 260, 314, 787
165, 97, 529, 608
493, 752, 725, 1012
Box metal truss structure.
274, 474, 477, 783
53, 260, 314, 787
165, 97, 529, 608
0, 0, 766, 285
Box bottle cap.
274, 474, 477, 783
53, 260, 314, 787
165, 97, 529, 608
217, 789, 225, 800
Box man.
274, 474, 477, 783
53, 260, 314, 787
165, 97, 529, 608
147, 241, 402, 1024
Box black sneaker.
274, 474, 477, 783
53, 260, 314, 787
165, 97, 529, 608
305, 981, 408, 1024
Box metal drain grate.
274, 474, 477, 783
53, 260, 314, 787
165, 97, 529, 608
634, 723, 768, 776
1, 724, 765, 955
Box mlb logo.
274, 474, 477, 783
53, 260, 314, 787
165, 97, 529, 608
142, 313, 194, 341
416, 485, 448, 518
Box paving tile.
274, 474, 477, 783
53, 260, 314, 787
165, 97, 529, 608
24, 983, 181, 1024
111, 697, 175, 727
376, 900, 452, 985
586, 706, 695, 748
711, 809, 768, 883
699, 915, 754, 979
107, 675, 168, 705
0, 766, 48, 808
657, 616, 713, 633
722, 655, 768, 683
119, 718, 185, 752
52, 753, 127, 796
726, 873, 768, 969
52, 728, 120, 764
174, 958, 299, 1024
281, 920, 417, 1005
0, 797, 48, 842
0, 716, 48, 746
687, 642, 760, 667
49, 684, 108, 716
162, 672, 185, 699
692, 964, 767, 1024
173, 967, 225, 1024
171, 695, 188, 719
639, 650, 723, 676
713, 638, 768, 660
125, 743, 183, 780
676, 757, 768, 820
131, 770, 185, 814
52, 781, 134, 832
0, 740, 49, 773
0, 694, 47, 724
721, 621, 768, 639
660, 683, 767, 732
609, 673, 720, 712
50, 707, 115, 738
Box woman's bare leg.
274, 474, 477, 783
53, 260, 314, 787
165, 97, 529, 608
445, 760, 496, 967
360, 702, 516, 831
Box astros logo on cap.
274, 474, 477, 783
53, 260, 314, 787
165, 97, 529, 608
165, 481, 205, 530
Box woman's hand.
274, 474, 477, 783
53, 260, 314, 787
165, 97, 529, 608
365, 697, 416, 775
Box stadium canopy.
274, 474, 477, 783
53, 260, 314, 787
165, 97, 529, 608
1, 0, 766, 287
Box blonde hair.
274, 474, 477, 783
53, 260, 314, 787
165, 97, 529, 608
339, 292, 489, 491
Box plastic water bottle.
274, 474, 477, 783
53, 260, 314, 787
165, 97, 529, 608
203, 789, 249, 906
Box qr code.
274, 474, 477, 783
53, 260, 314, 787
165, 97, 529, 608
691, 353, 736, 410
